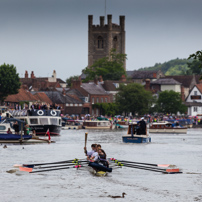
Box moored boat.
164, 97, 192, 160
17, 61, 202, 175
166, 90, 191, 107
122, 122, 151, 143
0, 133, 54, 144
62, 118, 83, 130
9, 109, 62, 135
116, 121, 129, 129
149, 122, 187, 134
83, 120, 112, 129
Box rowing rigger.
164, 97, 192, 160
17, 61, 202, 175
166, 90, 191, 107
109, 158, 182, 174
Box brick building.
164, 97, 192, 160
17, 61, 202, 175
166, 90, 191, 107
20, 70, 66, 91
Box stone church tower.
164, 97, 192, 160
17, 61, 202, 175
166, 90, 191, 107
88, 15, 126, 70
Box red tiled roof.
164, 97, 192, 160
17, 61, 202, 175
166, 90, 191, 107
33, 92, 52, 104
196, 83, 202, 94
5, 88, 37, 102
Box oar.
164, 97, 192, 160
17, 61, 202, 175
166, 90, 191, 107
116, 163, 181, 174
32, 162, 89, 169
14, 158, 85, 168
84, 132, 88, 154
19, 165, 86, 173
110, 158, 174, 168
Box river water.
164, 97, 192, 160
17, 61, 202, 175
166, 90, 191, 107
0, 128, 202, 202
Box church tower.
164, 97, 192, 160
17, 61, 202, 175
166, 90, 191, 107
88, 15, 126, 70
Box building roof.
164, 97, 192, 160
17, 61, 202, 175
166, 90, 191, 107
150, 78, 181, 85
196, 83, 202, 94
185, 102, 202, 107
32, 92, 52, 104
81, 83, 108, 95
33, 91, 66, 104
165, 75, 195, 88
101, 80, 131, 91
5, 88, 38, 102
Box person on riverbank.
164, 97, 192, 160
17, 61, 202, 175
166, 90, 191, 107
13, 121, 19, 134
7, 128, 12, 134
23, 124, 30, 135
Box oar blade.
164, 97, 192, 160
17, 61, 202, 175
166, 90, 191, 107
19, 167, 33, 172
157, 164, 170, 168
13, 164, 22, 168
165, 168, 180, 173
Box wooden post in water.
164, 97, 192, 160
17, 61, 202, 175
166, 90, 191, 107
20, 122, 23, 144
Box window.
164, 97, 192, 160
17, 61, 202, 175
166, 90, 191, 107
113, 36, 118, 49
0, 126, 6, 130
101, 98, 103, 103
85, 97, 88, 102
97, 36, 103, 49
105, 98, 108, 103
92, 98, 94, 104
50, 118, 58, 125
30, 118, 38, 124
194, 91, 197, 95
39, 118, 49, 125
194, 107, 198, 112
96, 98, 99, 103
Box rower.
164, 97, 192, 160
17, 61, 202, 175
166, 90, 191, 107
84, 144, 98, 160
98, 149, 109, 168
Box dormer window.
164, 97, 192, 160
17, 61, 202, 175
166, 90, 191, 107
97, 36, 104, 49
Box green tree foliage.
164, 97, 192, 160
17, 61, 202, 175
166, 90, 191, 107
157, 90, 187, 114
66, 75, 79, 87
187, 50, 202, 77
83, 49, 126, 81
92, 103, 119, 116
0, 63, 21, 102
115, 83, 154, 115
138, 58, 190, 76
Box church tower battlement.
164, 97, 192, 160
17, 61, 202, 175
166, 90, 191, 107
88, 15, 126, 70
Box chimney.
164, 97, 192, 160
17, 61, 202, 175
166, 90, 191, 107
25, 70, 28, 78
145, 79, 150, 91
62, 88, 66, 96
98, 75, 103, 82
72, 77, 82, 88
121, 75, 126, 82
31, 71, 35, 79
181, 86, 185, 101
94, 76, 98, 85
153, 72, 157, 78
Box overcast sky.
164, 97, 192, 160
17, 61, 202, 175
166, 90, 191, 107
0, 0, 202, 81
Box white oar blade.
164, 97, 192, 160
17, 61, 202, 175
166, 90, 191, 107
157, 164, 170, 167
13, 164, 22, 168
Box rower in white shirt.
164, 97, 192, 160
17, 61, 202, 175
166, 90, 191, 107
84, 144, 99, 162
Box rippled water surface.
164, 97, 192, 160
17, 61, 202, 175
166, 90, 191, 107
1, 128, 202, 202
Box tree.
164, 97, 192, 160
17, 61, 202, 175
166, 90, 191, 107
83, 49, 126, 81
156, 90, 187, 114
66, 75, 79, 87
188, 50, 202, 78
0, 63, 21, 103
115, 83, 154, 115
92, 103, 119, 116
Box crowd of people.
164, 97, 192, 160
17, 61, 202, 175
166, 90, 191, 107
30, 103, 61, 110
